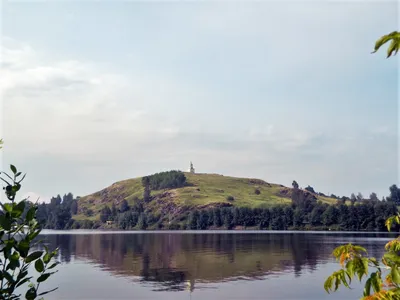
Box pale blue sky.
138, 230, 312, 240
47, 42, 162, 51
0, 1, 398, 202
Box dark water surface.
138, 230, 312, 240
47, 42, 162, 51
35, 230, 397, 300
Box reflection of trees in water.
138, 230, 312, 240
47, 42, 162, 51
140, 268, 187, 291
289, 233, 319, 277
44, 235, 75, 263
39, 232, 392, 292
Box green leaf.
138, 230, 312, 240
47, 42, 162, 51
324, 276, 333, 293
362, 258, 369, 276
364, 278, 372, 296
26, 206, 37, 223
37, 273, 51, 283
12, 201, 26, 218
43, 253, 51, 264
48, 262, 59, 269
38, 287, 58, 296
27, 229, 41, 242
25, 251, 43, 263
7, 251, 21, 270
371, 272, 381, 293
16, 270, 28, 281
346, 260, 355, 278
391, 267, 400, 284
43, 251, 54, 264
369, 257, 379, 267
385, 215, 398, 231
334, 275, 340, 291
3, 270, 15, 285
9, 251, 20, 262
353, 245, 367, 254
372, 31, 400, 55
386, 38, 400, 58
6, 257, 20, 270
34, 259, 44, 273
340, 270, 350, 289
12, 183, 21, 193
10, 165, 17, 174
16, 240, 30, 258
16, 277, 32, 288
17, 173, 26, 184
0, 215, 12, 231
2, 203, 13, 213
16, 200, 25, 211
25, 287, 37, 300
384, 253, 400, 264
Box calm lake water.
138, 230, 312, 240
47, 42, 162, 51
33, 231, 398, 300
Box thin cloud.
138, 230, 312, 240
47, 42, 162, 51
0, 1, 398, 200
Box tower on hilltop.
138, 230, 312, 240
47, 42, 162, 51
189, 161, 195, 173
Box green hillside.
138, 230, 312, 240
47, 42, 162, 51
75, 172, 335, 221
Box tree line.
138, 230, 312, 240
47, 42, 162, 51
31, 183, 400, 231
35, 193, 77, 229
294, 181, 400, 204
95, 194, 399, 232
183, 200, 398, 231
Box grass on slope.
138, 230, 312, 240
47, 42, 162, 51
75, 172, 337, 221
175, 173, 290, 208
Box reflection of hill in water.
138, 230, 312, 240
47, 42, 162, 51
41, 232, 391, 292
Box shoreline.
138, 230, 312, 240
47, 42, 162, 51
39, 228, 400, 235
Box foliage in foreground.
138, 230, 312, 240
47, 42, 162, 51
372, 31, 400, 58
0, 141, 59, 299
324, 216, 400, 300
324, 31, 400, 300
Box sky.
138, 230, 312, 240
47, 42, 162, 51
0, 0, 398, 203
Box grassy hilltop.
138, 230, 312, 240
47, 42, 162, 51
75, 172, 335, 222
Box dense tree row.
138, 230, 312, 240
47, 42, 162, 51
92, 198, 398, 232
388, 184, 400, 205
183, 200, 398, 231
34, 183, 400, 231
142, 170, 187, 190
36, 193, 76, 229
295, 181, 400, 204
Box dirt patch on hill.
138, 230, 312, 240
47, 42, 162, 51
278, 188, 292, 198
153, 190, 233, 218
153, 190, 185, 216
278, 188, 317, 201
79, 184, 130, 213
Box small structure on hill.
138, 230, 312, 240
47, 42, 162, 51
188, 161, 195, 173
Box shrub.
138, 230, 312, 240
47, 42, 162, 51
255, 189, 261, 195
0, 161, 59, 299
155, 221, 164, 230
71, 221, 81, 229
92, 221, 102, 229
84, 208, 93, 217
167, 223, 181, 230
79, 220, 94, 229
226, 195, 235, 201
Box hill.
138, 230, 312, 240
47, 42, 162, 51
75, 172, 336, 222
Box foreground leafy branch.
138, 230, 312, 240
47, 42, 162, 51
372, 31, 400, 58
324, 31, 400, 300
0, 141, 59, 299
324, 216, 400, 300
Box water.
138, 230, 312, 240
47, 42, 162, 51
34, 231, 398, 300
